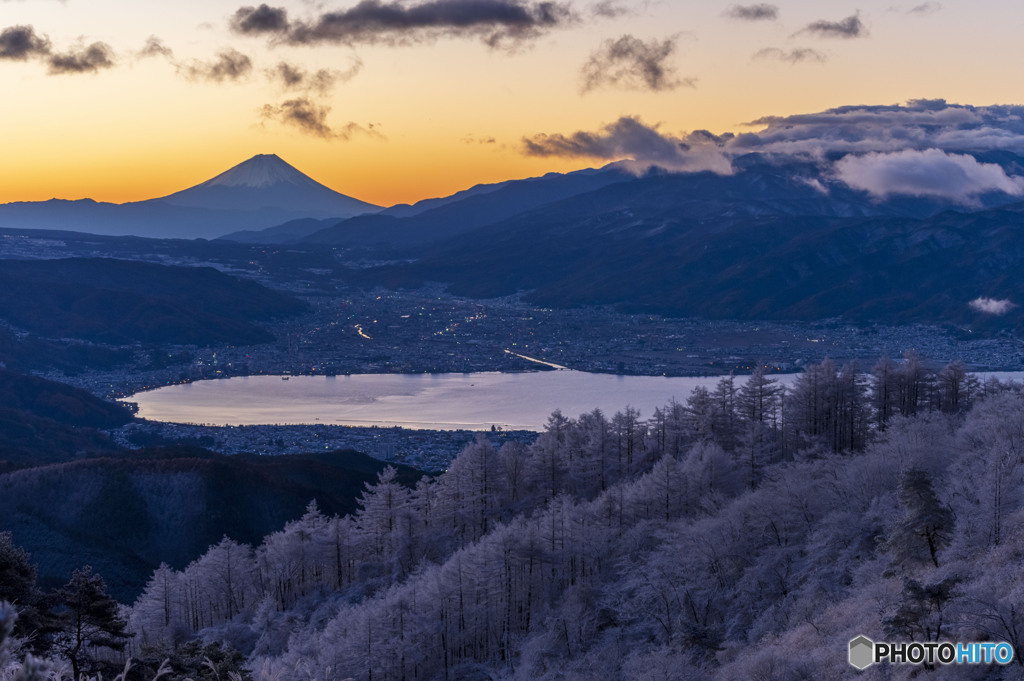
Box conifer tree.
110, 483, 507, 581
54, 566, 131, 679
887, 468, 955, 569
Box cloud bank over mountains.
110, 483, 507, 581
523, 100, 1024, 203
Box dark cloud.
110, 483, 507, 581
231, 0, 576, 49
798, 13, 866, 39
262, 98, 335, 138
261, 97, 380, 140
232, 4, 290, 35
0, 24, 119, 75
0, 25, 51, 60
268, 59, 362, 94
138, 36, 173, 59
182, 48, 253, 82
47, 42, 116, 74
908, 2, 942, 15
580, 35, 693, 93
522, 116, 732, 173
725, 4, 778, 21
753, 47, 826, 64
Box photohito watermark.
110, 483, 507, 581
849, 635, 1015, 670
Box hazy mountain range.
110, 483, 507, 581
0, 154, 379, 240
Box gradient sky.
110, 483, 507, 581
0, 0, 1020, 207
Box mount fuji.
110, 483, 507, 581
155, 154, 379, 218
0, 154, 380, 240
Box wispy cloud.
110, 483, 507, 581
268, 59, 362, 94
580, 35, 692, 93
0, 25, 116, 74
231, 0, 576, 49
908, 2, 942, 15
797, 13, 867, 39
180, 48, 253, 82
724, 4, 778, 21
462, 134, 497, 144
137, 36, 173, 59
753, 47, 825, 64
590, 0, 632, 18
47, 42, 115, 74
261, 97, 381, 140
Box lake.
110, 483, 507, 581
124, 370, 1024, 432
124, 371, 790, 431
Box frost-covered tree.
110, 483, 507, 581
356, 466, 414, 578
736, 368, 783, 485
130, 562, 184, 650
950, 392, 1024, 551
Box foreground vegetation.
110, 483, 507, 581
3, 356, 1024, 680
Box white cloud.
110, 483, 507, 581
833, 148, 1024, 203
969, 297, 1016, 315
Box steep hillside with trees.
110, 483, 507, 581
0, 369, 133, 470
100, 358, 1024, 681
0, 449, 421, 601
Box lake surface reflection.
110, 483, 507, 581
124, 371, 789, 431
125, 370, 1024, 432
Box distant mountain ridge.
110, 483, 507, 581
350, 152, 1024, 329
228, 152, 1024, 248
0, 154, 379, 239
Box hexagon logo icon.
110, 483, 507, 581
849, 635, 875, 670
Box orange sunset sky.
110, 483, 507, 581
0, 0, 1019, 207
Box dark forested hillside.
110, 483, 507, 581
0, 448, 421, 601
0, 369, 133, 471
0, 258, 307, 345
0, 369, 133, 429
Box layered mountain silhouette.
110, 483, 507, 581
226, 152, 1024, 248
335, 152, 1024, 328
0, 154, 379, 239
4, 150, 1024, 329
222, 164, 635, 245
